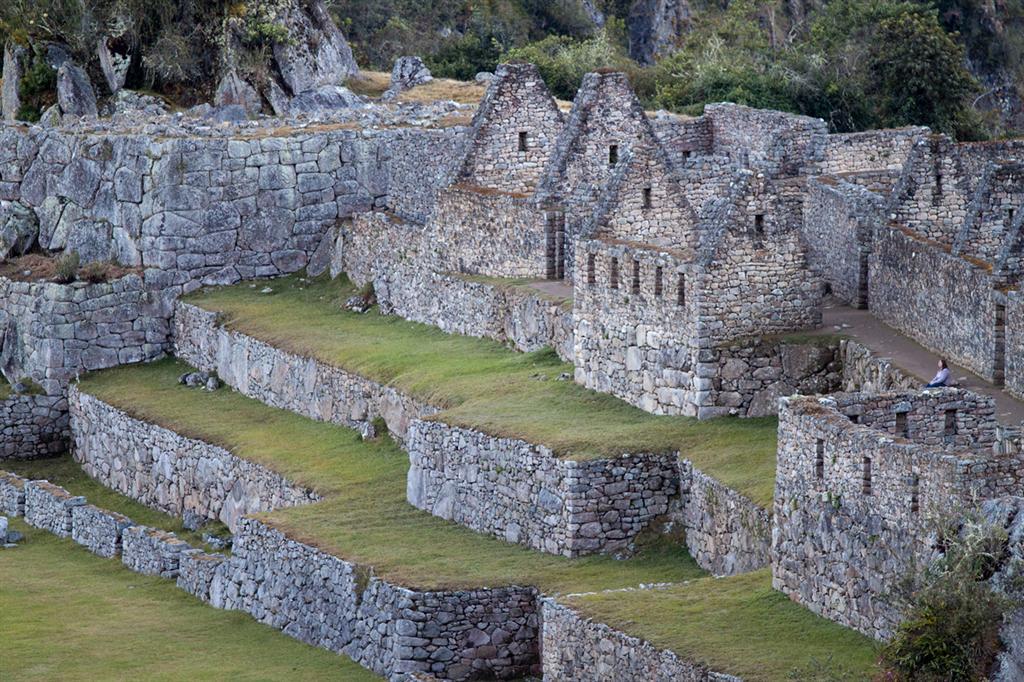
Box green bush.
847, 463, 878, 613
882, 512, 1017, 681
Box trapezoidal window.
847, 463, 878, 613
642, 187, 653, 209
610, 257, 619, 289
944, 409, 958, 437
608, 144, 619, 166
587, 254, 596, 286
862, 457, 872, 495
654, 266, 663, 297
518, 131, 528, 152
676, 274, 686, 306
1009, 207, 1016, 226
754, 214, 765, 247
631, 260, 641, 294
815, 439, 824, 480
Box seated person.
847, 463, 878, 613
926, 359, 950, 388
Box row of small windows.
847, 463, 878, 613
586, 254, 685, 305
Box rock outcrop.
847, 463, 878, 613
56, 62, 98, 119
1, 42, 25, 121
383, 56, 432, 100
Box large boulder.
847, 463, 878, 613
383, 56, 432, 100
628, 0, 693, 65
0, 201, 39, 260
96, 37, 130, 94
272, 0, 358, 95
289, 85, 365, 114
213, 70, 261, 116
56, 62, 98, 118
2, 42, 26, 121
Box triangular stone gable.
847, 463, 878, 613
588, 137, 698, 250
536, 71, 654, 207
452, 62, 564, 194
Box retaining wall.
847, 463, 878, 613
70, 387, 317, 531
406, 420, 678, 558
540, 598, 739, 681
0, 393, 67, 460
173, 301, 438, 444
23, 479, 85, 536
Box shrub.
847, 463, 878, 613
78, 261, 112, 284
52, 251, 79, 284
881, 511, 1017, 681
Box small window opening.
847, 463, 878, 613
518, 131, 528, 152
815, 439, 824, 480
862, 457, 872, 495
654, 266, 663, 297
1009, 207, 1016, 225
754, 214, 765, 246
910, 474, 920, 514
610, 257, 619, 289
587, 254, 596, 286
944, 409, 957, 437
631, 260, 641, 294
682, 150, 692, 161
676, 274, 686, 306
895, 411, 909, 439
848, 414, 860, 424
642, 187, 653, 209
608, 144, 618, 166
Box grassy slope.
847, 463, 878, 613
184, 274, 778, 506
78, 359, 705, 593
565, 569, 881, 681
0, 518, 379, 681
5, 455, 230, 549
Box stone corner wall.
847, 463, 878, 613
407, 419, 679, 558
0, 392, 68, 461
0, 470, 28, 516
23, 479, 86, 537
71, 503, 134, 558
680, 463, 770, 576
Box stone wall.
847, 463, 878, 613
384, 128, 466, 223
705, 103, 827, 176
820, 127, 928, 176
173, 301, 438, 444
1007, 291, 1024, 401
426, 185, 548, 279
0, 470, 26, 516
71, 503, 133, 558
839, 339, 919, 394
210, 518, 541, 680
870, 225, 1000, 381
680, 463, 771, 576
70, 387, 317, 531
122, 525, 192, 578
0, 274, 169, 395
540, 598, 739, 681
0, 393, 67, 460
802, 177, 885, 306
773, 390, 1023, 639
23, 479, 85, 537
406, 419, 678, 557
342, 212, 574, 361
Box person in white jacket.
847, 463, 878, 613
926, 359, 950, 388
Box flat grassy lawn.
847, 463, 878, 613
185, 274, 778, 506
79, 359, 706, 593
565, 569, 882, 681
5, 455, 230, 549
0, 519, 379, 681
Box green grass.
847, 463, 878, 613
0, 381, 10, 400
564, 569, 882, 681
0, 518, 379, 681
4, 455, 230, 550
78, 359, 706, 592
184, 274, 778, 505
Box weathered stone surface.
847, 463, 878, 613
0, 471, 27, 516
272, 0, 358, 95
2, 42, 25, 121
122, 525, 191, 577
0, 201, 38, 259
383, 56, 432, 100
288, 86, 365, 113
56, 63, 98, 118
213, 71, 260, 115
97, 37, 130, 94
24, 479, 85, 537
71, 503, 133, 557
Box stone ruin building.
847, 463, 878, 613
3, 54, 1024, 680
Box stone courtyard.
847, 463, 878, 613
2, 21, 1024, 682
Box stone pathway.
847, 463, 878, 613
812, 300, 1024, 424
527, 279, 573, 301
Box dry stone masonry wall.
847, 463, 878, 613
0, 393, 67, 460
23, 479, 85, 537
70, 387, 318, 531
70, 503, 133, 558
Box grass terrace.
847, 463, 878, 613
184, 274, 778, 506
0, 519, 379, 681
78, 359, 705, 593
564, 569, 881, 681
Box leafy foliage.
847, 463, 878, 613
882, 510, 1018, 681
